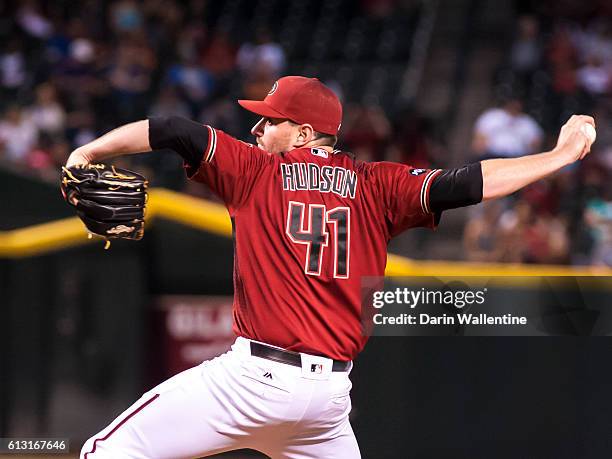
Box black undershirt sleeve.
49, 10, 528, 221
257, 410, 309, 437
429, 162, 483, 213
148, 116, 209, 169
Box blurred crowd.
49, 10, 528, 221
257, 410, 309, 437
0, 1, 609, 266
464, 1, 612, 266
0, 0, 293, 186
0, 0, 431, 187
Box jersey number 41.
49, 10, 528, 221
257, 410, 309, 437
285, 201, 350, 279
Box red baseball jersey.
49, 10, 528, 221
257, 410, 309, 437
188, 127, 441, 361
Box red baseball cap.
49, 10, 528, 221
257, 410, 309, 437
238, 76, 342, 135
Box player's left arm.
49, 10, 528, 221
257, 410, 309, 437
480, 115, 594, 200
429, 115, 595, 212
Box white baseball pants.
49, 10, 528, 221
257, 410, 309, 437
80, 337, 360, 458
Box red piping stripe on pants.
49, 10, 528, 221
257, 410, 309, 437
83, 393, 160, 458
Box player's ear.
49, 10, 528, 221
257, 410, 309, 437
294, 123, 314, 147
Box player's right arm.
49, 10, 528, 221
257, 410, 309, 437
65, 117, 211, 168
66, 120, 152, 167
66, 116, 273, 210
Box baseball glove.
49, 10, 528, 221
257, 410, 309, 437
61, 163, 148, 243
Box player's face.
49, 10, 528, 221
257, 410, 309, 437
251, 117, 299, 154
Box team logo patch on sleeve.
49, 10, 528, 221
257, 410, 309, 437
410, 168, 427, 176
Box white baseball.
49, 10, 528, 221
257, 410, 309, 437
582, 123, 596, 144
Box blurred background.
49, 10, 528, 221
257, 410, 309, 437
1, 0, 612, 458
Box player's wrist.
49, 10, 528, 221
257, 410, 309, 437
66, 147, 92, 168
550, 144, 578, 167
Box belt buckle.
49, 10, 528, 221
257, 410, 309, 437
300, 353, 332, 380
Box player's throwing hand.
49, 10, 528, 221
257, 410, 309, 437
555, 115, 596, 162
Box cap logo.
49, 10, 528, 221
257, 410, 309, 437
268, 81, 279, 96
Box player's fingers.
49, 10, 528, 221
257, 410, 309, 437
566, 114, 580, 125
578, 132, 591, 159
568, 114, 595, 128
579, 148, 590, 160
579, 115, 595, 127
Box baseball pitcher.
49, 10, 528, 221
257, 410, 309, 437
63, 76, 595, 458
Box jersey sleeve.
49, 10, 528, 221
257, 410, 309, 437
148, 115, 275, 212
185, 127, 276, 211
370, 162, 442, 237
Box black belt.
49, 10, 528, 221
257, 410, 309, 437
250, 341, 351, 372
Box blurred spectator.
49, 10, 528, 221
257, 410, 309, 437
166, 53, 215, 118
65, 93, 97, 148
496, 200, 532, 263
241, 70, 276, 102
575, 157, 612, 265
25, 135, 70, 182
108, 34, 157, 123
546, 23, 579, 96
463, 201, 505, 262
0, 105, 38, 163
51, 34, 107, 101
510, 15, 542, 80
387, 108, 441, 168
150, 87, 191, 119
44, 18, 72, 65
471, 193, 571, 265
202, 31, 237, 79
27, 82, 66, 137
142, 0, 184, 37
522, 213, 569, 264
576, 54, 611, 96
175, 22, 207, 69
237, 28, 286, 79
110, 0, 144, 33
472, 96, 543, 160
199, 97, 242, 137
584, 191, 612, 266
547, 22, 578, 67
16, 1, 53, 40
576, 19, 612, 64
341, 104, 391, 162
550, 60, 578, 96
72, 118, 97, 148
0, 40, 28, 103
519, 178, 560, 216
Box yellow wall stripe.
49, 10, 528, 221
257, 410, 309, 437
385, 254, 611, 277
1, 188, 610, 277
0, 218, 87, 258
146, 188, 232, 237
